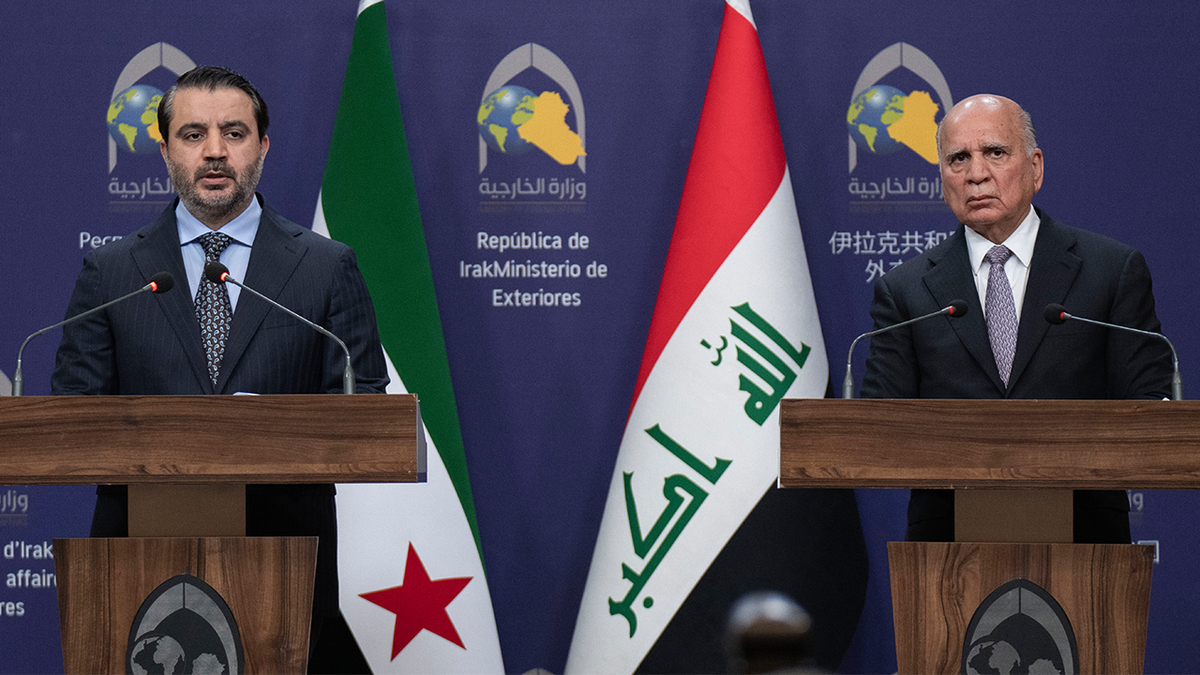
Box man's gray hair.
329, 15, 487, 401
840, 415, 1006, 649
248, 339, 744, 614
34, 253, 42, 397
1016, 105, 1038, 156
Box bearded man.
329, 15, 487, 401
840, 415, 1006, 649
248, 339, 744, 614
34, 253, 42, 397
52, 66, 388, 666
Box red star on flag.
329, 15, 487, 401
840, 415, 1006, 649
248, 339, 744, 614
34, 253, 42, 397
360, 543, 473, 659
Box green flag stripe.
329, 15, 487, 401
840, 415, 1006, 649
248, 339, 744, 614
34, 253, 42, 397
321, 2, 483, 558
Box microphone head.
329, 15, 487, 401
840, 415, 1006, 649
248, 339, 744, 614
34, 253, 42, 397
148, 272, 174, 294
1044, 303, 1068, 325
947, 299, 968, 318
204, 261, 230, 284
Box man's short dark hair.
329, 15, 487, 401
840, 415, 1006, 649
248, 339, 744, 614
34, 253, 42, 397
158, 66, 269, 145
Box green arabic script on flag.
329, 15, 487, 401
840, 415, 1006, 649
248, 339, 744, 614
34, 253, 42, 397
565, 1, 833, 671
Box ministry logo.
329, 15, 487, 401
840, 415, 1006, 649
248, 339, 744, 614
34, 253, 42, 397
844, 43, 951, 212
962, 578, 1079, 675
127, 574, 244, 675
108, 42, 195, 173
476, 43, 587, 210
477, 43, 585, 172
834, 43, 955, 283
106, 43, 195, 214
847, 42, 951, 173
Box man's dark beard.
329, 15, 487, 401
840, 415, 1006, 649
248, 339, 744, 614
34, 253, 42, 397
167, 153, 264, 226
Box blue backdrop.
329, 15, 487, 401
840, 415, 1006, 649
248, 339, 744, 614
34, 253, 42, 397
2, 1, 1199, 672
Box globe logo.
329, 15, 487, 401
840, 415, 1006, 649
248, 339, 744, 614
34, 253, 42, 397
964, 613, 1066, 674
129, 633, 187, 675
478, 85, 537, 155
846, 85, 940, 164
129, 625, 229, 675
846, 85, 906, 155
477, 85, 585, 165
962, 580, 1077, 675
126, 575, 243, 675
107, 84, 164, 155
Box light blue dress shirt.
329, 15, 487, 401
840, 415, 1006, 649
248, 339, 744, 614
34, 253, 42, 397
176, 197, 262, 312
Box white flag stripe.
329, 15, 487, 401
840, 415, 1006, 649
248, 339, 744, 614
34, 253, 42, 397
725, 0, 755, 28
337, 406, 502, 673
321, 195, 503, 673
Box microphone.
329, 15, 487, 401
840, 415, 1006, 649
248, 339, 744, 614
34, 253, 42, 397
13, 272, 174, 397
842, 300, 969, 399
204, 261, 356, 395
1044, 303, 1182, 401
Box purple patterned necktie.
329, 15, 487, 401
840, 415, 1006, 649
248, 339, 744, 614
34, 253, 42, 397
985, 244, 1017, 386
196, 232, 234, 384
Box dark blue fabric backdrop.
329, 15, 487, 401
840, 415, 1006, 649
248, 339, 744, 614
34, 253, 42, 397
2, 2, 1198, 672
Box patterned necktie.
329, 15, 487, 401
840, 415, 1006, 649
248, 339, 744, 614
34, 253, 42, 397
196, 232, 234, 385
985, 244, 1018, 387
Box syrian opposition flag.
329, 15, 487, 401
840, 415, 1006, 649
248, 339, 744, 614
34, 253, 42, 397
565, 1, 855, 672
312, 1, 504, 672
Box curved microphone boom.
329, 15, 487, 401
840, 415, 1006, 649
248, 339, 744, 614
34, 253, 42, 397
205, 261, 356, 395
12, 272, 174, 397
842, 299, 969, 399
1044, 303, 1182, 401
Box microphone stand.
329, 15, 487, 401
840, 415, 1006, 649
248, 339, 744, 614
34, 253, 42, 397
12, 273, 173, 396
842, 301, 968, 399
206, 262, 356, 394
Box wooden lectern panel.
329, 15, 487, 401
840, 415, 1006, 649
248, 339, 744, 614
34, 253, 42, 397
780, 398, 1200, 489
889, 542, 1153, 674
5, 395, 421, 673
0, 394, 420, 484
56, 537, 316, 675
778, 400, 1165, 671
955, 489, 1073, 542
128, 485, 246, 537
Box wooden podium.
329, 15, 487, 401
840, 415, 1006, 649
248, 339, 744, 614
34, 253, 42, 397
0, 394, 423, 674
778, 399, 1189, 674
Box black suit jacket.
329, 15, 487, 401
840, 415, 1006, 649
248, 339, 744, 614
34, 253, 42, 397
860, 209, 1172, 541
51, 195, 389, 618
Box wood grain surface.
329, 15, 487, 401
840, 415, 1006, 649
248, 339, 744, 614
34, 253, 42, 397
56, 536, 317, 674
889, 542, 1153, 674
781, 399, 1200, 489
0, 394, 420, 484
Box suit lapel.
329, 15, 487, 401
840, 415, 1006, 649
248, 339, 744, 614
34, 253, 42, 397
129, 204, 213, 393
1008, 214, 1081, 389
216, 205, 305, 393
922, 227, 1008, 393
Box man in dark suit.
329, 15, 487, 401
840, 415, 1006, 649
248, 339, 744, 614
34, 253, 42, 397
51, 66, 388, 661
860, 94, 1172, 543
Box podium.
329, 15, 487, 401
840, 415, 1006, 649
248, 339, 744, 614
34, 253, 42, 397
0, 394, 423, 674
778, 399, 1191, 673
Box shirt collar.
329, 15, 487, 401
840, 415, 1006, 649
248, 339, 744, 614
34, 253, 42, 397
176, 194, 262, 247
964, 205, 1040, 272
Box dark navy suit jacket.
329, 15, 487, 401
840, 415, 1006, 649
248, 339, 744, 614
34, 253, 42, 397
51, 194, 389, 619
860, 209, 1172, 542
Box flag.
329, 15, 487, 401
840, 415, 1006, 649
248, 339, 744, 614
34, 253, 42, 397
566, 1, 864, 671
313, 1, 503, 671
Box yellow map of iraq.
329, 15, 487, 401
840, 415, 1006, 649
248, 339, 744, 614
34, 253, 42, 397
516, 92, 586, 165
885, 90, 939, 164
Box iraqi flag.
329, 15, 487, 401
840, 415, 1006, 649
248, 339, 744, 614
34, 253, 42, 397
313, 1, 504, 672
565, 1, 866, 672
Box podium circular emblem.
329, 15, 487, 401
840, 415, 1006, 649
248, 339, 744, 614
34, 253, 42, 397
962, 578, 1078, 675
126, 574, 243, 675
